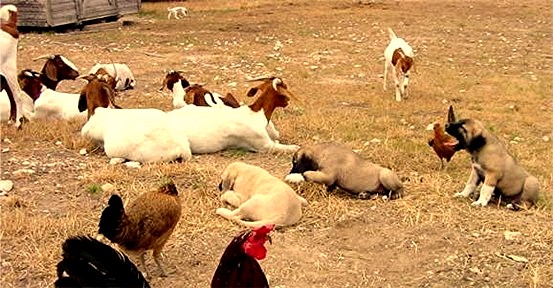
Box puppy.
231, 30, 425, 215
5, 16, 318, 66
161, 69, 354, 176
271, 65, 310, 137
167, 7, 189, 20
383, 28, 414, 102
285, 143, 404, 199
217, 162, 308, 227
445, 107, 540, 209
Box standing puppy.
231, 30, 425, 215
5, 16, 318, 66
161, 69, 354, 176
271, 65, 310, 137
445, 107, 540, 209
217, 162, 308, 227
285, 142, 404, 199
383, 28, 414, 102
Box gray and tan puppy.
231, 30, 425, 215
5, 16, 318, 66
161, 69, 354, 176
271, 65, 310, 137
285, 142, 404, 199
217, 161, 308, 227
445, 107, 540, 209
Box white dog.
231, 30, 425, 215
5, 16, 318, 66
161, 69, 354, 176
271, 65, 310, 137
383, 28, 414, 102
167, 7, 189, 19
216, 162, 308, 227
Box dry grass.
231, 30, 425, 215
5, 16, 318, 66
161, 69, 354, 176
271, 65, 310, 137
1, 0, 552, 287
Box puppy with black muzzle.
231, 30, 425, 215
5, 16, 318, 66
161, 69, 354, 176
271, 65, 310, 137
285, 142, 404, 200
445, 107, 540, 209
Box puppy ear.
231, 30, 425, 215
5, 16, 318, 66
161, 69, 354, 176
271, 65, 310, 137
221, 166, 237, 191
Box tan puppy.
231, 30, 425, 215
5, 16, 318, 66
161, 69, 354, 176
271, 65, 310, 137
285, 143, 404, 199
217, 162, 308, 227
445, 109, 540, 209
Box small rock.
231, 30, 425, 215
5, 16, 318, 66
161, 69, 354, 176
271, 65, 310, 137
79, 148, 87, 155
0, 180, 13, 192
409, 125, 416, 130
503, 231, 521, 241
55, 141, 62, 145
13, 169, 35, 175
3, 138, 11, 144
2, 148, 9, 153
543, 136, 550, 142
124, 161, 141, 169
513, 136, 523, 142
370, 138, 381, 144
101, 183, 115, 192
442, 99, 448, 104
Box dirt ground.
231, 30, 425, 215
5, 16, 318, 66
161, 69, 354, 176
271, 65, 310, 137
1, 0, 552, 287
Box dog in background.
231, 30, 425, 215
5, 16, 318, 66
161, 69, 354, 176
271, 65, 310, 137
445, 107, 540, 209
285, 142, 404, 200
383, 28, 414, 102
167, 7, 189, 20
217, 162, 308, 227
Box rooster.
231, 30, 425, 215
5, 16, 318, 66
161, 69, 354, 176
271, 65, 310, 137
427, 105, 458, 170
98, 180, 182, 278
55, 235, 150, 288
211, 225, 274, 288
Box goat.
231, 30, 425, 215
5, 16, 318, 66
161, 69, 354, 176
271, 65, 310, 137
167, 76, 299, 153
161, 70, 240, 108
77, 74, 121, 119
88, 63, 135, 91
167, 7, 189, 19
383, 28, 414, 102
0, 4, 23, 127
161, 71, 280, 140
32, 54, 80, 90
17, 69, 86, 120
81, 107, 192, 163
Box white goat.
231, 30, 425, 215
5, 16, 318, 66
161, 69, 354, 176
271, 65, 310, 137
383, 28, 414, 102
81, 107, 192, 163
0, 5, 23, 127
161, 71, 281, 140
88, 63, 135, 91
167, 77, 299, 153
17, 70, 86, 120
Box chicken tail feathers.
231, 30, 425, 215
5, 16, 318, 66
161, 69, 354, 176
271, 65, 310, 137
55, 235, 150, 288
98, 194, 125, 241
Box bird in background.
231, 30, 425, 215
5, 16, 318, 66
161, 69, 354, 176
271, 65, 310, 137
427, 105, 458, 170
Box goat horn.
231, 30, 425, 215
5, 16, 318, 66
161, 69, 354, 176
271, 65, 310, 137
32, 54, 54, 61
246, 75, 275, 82
272, 78, 282, 91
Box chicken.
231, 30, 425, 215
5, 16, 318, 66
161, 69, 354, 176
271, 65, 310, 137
98, 180, 182, 278
55, 235, 150, 288
426, 105, 458, 170
211, 225, 274, 288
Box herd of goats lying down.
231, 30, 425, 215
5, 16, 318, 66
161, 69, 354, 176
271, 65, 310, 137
1, 4, 543, 286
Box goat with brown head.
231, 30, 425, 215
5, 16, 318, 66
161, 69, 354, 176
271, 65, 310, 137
78, 74, 121, 119
246, 77, 298, 121
33, 54, 80, 90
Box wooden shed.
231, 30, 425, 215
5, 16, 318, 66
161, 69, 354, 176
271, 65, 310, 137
3, 0, 141, 28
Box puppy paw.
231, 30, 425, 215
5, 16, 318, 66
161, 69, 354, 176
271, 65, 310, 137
285, 173, 305, 183
471, 200, 488, 207
454, 192, 468, 198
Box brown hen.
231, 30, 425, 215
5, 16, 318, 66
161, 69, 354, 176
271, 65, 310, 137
98, 180, 181, 278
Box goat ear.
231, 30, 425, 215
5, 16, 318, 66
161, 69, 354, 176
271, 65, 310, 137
447, 105, 456, 123
247, 87, 259, 97
78, 92, 87, 112
44, 62, 58, 81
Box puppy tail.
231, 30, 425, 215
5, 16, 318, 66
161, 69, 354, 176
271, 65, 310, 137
388, 28, 397, 40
